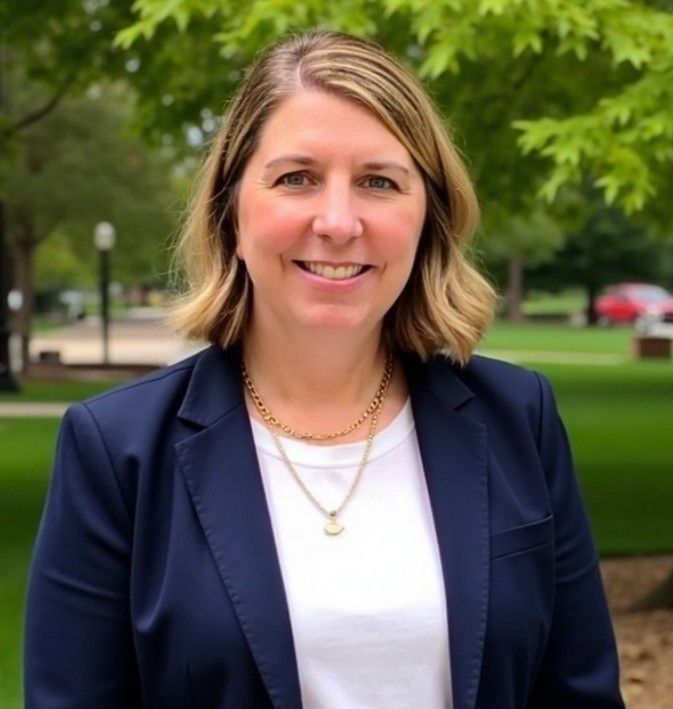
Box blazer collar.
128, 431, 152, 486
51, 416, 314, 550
176, 346, 476, 425
402, 351, 474, 410
177, 344, 245, 426
176, 346, 489, 709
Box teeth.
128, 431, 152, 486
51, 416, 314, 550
303, 262, 365, 280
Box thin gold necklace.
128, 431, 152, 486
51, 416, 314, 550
241, 350, 393, 441
267, 401, 383, 536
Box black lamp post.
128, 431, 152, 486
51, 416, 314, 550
93, 221, 116, 366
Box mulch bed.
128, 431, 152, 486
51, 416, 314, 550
601, 555, 673, 708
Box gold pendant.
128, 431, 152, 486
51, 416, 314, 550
324, 520, 344, 536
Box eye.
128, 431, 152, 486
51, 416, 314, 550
276, 171, 312, 187
364, 175, 397, 190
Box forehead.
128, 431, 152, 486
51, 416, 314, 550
251, 90, 415, 164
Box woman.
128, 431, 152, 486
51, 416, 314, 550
25, 30, 624, 708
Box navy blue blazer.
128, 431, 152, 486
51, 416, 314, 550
25, 345, 624, 708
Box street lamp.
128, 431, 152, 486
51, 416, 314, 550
93, 221, 116, 366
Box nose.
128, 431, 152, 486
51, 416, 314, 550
312, 182, 363, 244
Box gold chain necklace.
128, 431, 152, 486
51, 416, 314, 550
241, 350, 393, 441
264, 360, 391, 536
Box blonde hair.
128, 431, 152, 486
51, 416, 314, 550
171, 30, 495, 363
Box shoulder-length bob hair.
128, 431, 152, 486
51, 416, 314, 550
171, 29, 495, 363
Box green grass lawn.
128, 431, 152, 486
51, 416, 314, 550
535, 363, 673, 555
0, 418, 60, 709
0, 379, 125, 403
523, 289, 585, 316
1, 377, 123, 708
482, 321, 635, 355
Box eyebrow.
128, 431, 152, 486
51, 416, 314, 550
263, 155, 316, 170
362, 161, 410, 176
263, 155, 411, 176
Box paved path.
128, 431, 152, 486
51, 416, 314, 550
3, 311, 203, 417
23, 310, 646, 370
26, 310, 199, 367
480, 349, 627, 365
0, 402, 70, 418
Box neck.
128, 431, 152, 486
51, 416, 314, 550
242, 323, 386, 406
241, 322, 410, 443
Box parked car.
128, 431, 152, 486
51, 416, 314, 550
596, 283, 673, 325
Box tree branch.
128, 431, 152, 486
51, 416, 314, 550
9, 70, 77, 133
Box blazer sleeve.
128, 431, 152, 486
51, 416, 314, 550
24, 403, 142, 708
528, 372, 624, 708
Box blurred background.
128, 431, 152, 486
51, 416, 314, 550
1, 1, 672, 706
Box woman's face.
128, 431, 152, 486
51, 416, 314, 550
236, 90, 427, 341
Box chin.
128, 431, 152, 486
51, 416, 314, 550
294, 306, 375, 334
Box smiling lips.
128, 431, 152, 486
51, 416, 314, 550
297, 261, 371, 281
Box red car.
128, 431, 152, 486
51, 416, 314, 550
596, 283, 673, 325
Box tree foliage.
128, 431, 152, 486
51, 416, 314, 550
1, 0, 179, 370
0, 0, 136, 161
7, 89, 177, 288
116, 0, 673, 219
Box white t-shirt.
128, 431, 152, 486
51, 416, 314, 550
250, 399, 453, 709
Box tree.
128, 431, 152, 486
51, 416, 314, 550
1, 0, 190, 373
527, 198, 672, 324
0, 0, 144, 174
480, 208, 565, 321
0, 0, 144, 381
5, 87, 177, 370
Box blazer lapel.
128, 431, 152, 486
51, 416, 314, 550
174, 346, 302, 709
406, 356, 490, 709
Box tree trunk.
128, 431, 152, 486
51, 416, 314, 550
0, 199, 20, 389
12, 222, 37, 374
630, 566, 673, 612
585, 282, 599, 326
505, 254, 525, 322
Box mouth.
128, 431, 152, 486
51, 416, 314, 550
294, 260, 372, 281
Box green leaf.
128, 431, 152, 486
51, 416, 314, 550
513, 29, 542, 57
477, 0, 507, 17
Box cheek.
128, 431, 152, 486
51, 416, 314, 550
237, 194, 306, 259
376, 208, 424, 264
